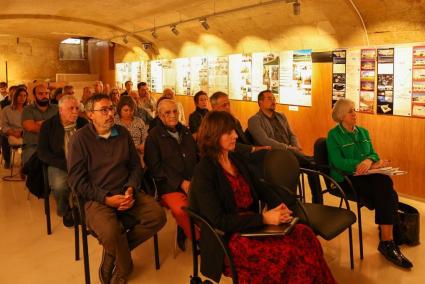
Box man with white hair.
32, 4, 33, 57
37, 95, 87, 227
144, 99, 199, 250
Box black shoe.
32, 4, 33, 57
378, 240, 413, 269
62, 210, 74, 228
177, 226, 186, 252
4, 162, 10, 169
99, 249, 115, 284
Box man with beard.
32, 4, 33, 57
22, 84, 58, 163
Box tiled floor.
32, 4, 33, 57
0, 165, 424, 284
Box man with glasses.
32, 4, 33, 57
67, 94, 166, 284
63, 85, 75, 96
22, 84, 58, 164
144, 99, 199, 251
248, 90, 323, 204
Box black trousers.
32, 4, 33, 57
0, 134, 11, 165
340, 174, 399, 225
290, 149, 323, 204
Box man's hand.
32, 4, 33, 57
180, 180, 191, 194
118, 187, 135, 211
105, 195, 126, 208
355, 159, 373, 175
252, 145, 271, 152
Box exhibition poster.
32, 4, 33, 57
376, 48, 394, 115
190, 57, 209, 95
130, 62, 142, 87
279, 49, 312, 106
251, 52, 264, 101
150, 60, 163, 93
359, 49, 376, 113
345, 49, 361, 110
412, 46, 425, 117
208, 56, 229, 95
162, 59, 176, 91
229, 53, 253, 101
393, 47, 412, 116
332, 50, 347, 105
175, 58, 191, 95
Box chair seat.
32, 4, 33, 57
303, 203, 357, 240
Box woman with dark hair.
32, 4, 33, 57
51, 87, 63, 105
190, 111, 336, 284
1, 87, 28, 168
188, 90, 209, 136
110, 87, 121, 105
115, 96, 148, 165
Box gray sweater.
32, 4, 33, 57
248, 110, 299, 150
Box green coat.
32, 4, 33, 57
326, 124, 379, 182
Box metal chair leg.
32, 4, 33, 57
153, 233, 160, 270
44, 192, 52, 235
10, 148, 15, 177
81, 224, 91, 284
357, 205, 364, 260
348, 226, 354, 270
74, 207, 80, 261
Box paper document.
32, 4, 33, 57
358, 167, 407, 176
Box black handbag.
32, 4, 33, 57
396, 202, 420, 246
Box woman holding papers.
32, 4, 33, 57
190, 111, 335, 284
327, 99, 413, 269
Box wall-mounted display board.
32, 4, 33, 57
412, 46, 425, 117
190, 57, 209, 95
345, 49, 361, 110
377, 48, 394, 115
279, 49, 312, 106
162, 59, 176, 91
150, 60, 163, 93
332, 50, 346, 105
208, 56, 229, 95
116, 62, 147, 90
175, 58, 191, 95
229, 54, 253, 101
393, 47, 413, 116
359, 49, 376, 113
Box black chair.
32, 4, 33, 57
314, 137, 364, 260
42, 163, 52, 235
183, 207, 237, 284
72, 188, 160, 284
262, 149, 357, 269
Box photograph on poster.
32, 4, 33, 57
413, 81, 425, 92
413, 46, 425, 57
412, 105, 425, 117
361, 61, 375, 70
263, 53, 280, 95
412, 93, 425, 102
377, 48, 394, 63
333, 74, 345, 83
361, 49, 376, 60
378, 74, 394, 90
361, 81, 374, 91
359, 91, 375, 112
360, 70, 375, 81
208, 56, 229, 94
241, 54, 253, 101
333, 51, 346, 64
413, 68, 425, 80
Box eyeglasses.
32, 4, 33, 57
163, 109, 178, 117
92, 106, 116, 115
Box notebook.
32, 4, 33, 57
239, 217, 299, 237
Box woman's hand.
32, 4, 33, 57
355, 159, 373, 175
262, 203, 293, 225
371, 159, 390, 169
137, 144, 145, 154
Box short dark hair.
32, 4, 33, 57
125, 80, 132, 86
194, 91, 207, 104
137, 82, 147, 90
52, 88, 63, 100
85, 93, 111, 112
209, 91, 228, 106
257, 90, 273, 106
0, 82, 8, 88
116, 95, 136, 118
197, 111, 238, 160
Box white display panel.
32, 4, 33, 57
392, 47, 412, 116
345, 49, 361, 110
162, 59, 176, 91
190, 57, 209, 95
150, 60, 163, 93
175, 58, 191, 95
208, 56, 229, 95
228, 54, 253, 101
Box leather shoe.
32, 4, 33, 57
110, 271, 128, 284
378, 240, 413, 269
62, 210, 74, 228
99, 249, 115, 284
177, 226, 186, 252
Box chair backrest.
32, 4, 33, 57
244, 128, 255, 145
314, 138, 329, 172
263, 149, 300, 194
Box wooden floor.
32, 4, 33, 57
0, 164, 424, 284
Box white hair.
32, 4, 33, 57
157, 99, 177, 115
332, 99, 355, 123
58, 95, 78, 109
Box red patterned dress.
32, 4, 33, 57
223, 169, 337, 284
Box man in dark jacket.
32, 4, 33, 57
37, 95, 87, 227
144, 99, 199, 249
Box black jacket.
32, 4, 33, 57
189, 152, 282, 282
144, 121, 198, 195
188, 107, 208, 134
37, 114, 87, 171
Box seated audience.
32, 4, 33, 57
188, 91, 209, 136
50, 87, 63, 104
0, 81, 8, 102
248, 90, 322, 204
210, 91, 270, 154
190, 111, 336, 283
128, 91, 154, 125
327, 99, 413, 269
114, 96, 148, 166
22, 84, 58, 164
1, 87, 27, 168
110, 87, 121, 105
81, 86, 92, 104
63, 85, 75, 96
1, 85, 14, 109
37, 95, 87, 227
121, 80, 133, 96
94, 80, 104, 94
161, 88, 186, 125
137, 82, 156, 117
104, 83, 111, 95
67, 94, 166, 284
144, 99, 199, 250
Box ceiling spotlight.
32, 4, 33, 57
200, 18, 209, 30
123, 34, 128, 44
151, 29, 158, 39
293, 0, 301, 16
170, 25, 179, 36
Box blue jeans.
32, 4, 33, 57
48, 166, 70, 216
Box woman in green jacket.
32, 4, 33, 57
327, 98, 412, 269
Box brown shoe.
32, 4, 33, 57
110, 271, 128, 284
99, 249, 115, 284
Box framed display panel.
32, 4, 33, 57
332, 50, 347, 106
412, 46, 425, 117
229, 53, 253, 101
190, 57, 209, 96
376, 48, 395, 115
359, 49, 376, 113
208, 56, 229, 95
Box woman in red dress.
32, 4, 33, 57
190, 111, 336, 284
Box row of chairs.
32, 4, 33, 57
40, 137, 365, 284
